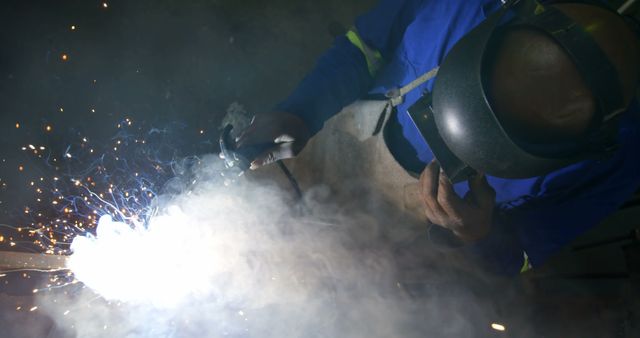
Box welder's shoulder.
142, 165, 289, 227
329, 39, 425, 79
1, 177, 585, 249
406, 0, 501, 32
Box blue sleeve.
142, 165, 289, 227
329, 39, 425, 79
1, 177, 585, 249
468, 112, 640, 275
276, 0, 417, 135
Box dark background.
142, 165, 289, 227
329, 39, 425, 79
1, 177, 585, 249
0, 0, 374, 227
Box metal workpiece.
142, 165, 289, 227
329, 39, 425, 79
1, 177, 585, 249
0, 251, 69, 271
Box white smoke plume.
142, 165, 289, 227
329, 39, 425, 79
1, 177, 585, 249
35, 154, 502, 338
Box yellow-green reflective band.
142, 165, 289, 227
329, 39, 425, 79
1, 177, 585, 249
346, 30, 382, 76
520, 252, 532, 273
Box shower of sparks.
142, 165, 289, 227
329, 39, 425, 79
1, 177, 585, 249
0, 94, 225, 326
0, 0, 223, 322
0, 113, 208, 303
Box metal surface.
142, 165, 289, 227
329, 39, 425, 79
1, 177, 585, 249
0, 251, 69, 271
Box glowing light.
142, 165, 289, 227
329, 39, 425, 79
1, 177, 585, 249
491, 323, 506, 332
45, 125, 53, 132
102, 2, 108, 8
59, 107, 64, 112
15, 122, 20, 129
69, 211, 216, 307
70, 25, 76, 31
61, 54, 68, 61
445, 114, 462, 137
68, 193, 273, 308
29, 306, 38, 312
18, 165, 24, 171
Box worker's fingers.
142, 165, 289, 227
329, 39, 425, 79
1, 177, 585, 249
423, 203, 443, 226
467, 173, 496, 208
250, 142, 296, 169
437, 170, 464, 218
419, 160, 447, 218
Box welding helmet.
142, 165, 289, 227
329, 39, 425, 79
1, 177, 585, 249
408, 0, 627, 183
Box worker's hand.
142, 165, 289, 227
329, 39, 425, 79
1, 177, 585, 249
419, 160, 496, 244
235, 112, 310, 169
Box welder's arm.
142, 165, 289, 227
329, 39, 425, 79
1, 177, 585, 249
483, 179, 640, 274
236, 37, 372, 168
276, 0, 414, 136
273, 37, 373, 136
238, 0, 415, 167
469, 141, 640, 275
422, 155, 640, 276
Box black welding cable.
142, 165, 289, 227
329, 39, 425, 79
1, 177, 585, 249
276, 160, 304, 201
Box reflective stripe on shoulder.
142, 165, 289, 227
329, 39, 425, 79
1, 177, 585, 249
520, 251, 532, 273
345, 29, 383, 76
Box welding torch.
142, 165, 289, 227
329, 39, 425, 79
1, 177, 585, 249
219, 124, 303, 200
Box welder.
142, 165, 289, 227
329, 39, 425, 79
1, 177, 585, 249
235, 0, 640, 275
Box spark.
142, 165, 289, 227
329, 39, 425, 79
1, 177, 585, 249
70, 25, 76, 31
102, 2, 108, 8
45, 125, 53, 132
61, 54, 68, 61
29, 306, 38, 312
15, 122, 20, 129
491, 323, 506, 332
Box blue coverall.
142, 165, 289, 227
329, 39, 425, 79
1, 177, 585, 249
277, 0, 640, 274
